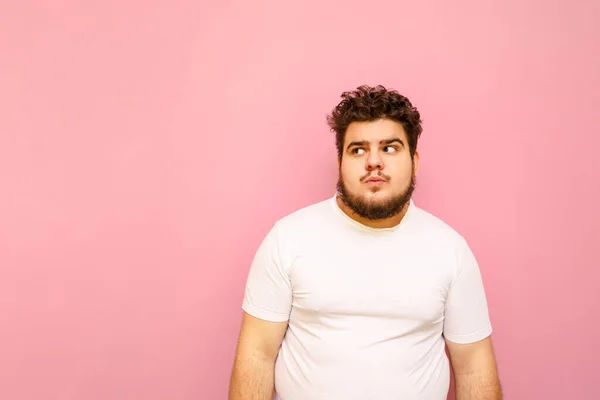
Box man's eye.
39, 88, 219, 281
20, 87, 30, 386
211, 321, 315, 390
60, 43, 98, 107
383, 146, 397, 153
353, 148, 366, 155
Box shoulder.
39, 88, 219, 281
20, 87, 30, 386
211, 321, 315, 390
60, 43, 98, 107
407, 204, 477, 279
260, 197, 334, 269
408, 203, 469, 250
274, 196, 334, 233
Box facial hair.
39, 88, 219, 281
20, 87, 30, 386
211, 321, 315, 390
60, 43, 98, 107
336, 167, 416, 221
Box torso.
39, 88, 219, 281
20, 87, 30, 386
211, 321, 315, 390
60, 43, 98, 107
272, 196, 464, 400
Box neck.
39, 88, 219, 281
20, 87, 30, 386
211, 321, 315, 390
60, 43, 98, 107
335, 195, 411, 229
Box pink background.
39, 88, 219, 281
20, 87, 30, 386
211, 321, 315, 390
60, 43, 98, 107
1, 1, 599, 399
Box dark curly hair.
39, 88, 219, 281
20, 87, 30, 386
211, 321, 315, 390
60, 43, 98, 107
326, 85, 423, 160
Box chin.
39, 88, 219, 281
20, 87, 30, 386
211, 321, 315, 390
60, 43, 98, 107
364, 193, 391, 203
364, 189, 389, 198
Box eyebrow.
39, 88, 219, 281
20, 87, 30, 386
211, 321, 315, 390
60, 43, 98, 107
346, 138, 405, 150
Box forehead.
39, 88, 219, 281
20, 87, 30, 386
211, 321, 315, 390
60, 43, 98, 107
344, 118, 407, 145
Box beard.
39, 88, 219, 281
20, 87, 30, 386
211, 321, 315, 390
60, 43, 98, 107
336, 168, 416, 221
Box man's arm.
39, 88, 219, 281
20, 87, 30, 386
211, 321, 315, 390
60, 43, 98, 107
446, 336, 502, 400
229, 312, 288, 400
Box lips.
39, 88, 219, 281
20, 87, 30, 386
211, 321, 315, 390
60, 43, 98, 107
365, 176, 386, 183
364, 176, 387, 187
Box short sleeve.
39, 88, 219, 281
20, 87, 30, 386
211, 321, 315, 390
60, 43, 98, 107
443, 240, 493, 344
241, 223, 292, 322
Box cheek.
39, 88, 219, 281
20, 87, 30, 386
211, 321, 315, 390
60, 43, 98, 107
341, 161, 363, 180
388, 159, 413, 179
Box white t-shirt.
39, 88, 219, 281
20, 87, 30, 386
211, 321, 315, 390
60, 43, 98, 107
242, 195, 492, 400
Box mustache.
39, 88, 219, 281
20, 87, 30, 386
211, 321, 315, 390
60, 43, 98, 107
360, 172, 391, 182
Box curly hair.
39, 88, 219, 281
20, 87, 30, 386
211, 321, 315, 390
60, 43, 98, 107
326, 85, 423, 160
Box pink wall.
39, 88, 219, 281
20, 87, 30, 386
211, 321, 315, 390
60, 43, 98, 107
1, 1, 599, 399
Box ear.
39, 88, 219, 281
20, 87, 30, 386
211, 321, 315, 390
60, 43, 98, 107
412, 150, 420, 176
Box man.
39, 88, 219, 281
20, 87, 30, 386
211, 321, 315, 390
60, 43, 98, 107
229, 85, 501, 399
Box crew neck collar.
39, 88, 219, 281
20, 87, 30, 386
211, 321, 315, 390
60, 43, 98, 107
330, 193, 416, 233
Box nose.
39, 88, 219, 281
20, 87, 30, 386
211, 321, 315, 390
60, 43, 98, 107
366, 151, 384, 171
